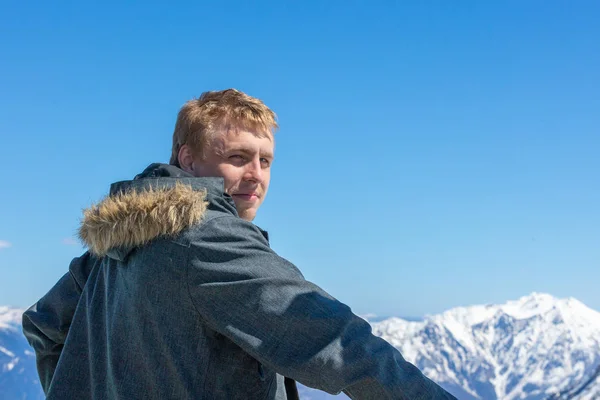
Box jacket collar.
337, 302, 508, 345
78, 163, 238, 260
110, 163, 227, 198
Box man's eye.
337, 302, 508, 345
260, 158, 271, 167
229, 155, 244, 161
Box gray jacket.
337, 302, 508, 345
22, 163, 456, 399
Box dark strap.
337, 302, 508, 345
284, 377, 300, 400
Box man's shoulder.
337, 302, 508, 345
180, 212, 269, 244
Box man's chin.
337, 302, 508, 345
237, 207, 257, 222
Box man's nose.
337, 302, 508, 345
243, 158, 263, 183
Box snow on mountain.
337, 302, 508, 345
571, 370, 600, 400
549, 363, 600, 400
0, 306, 44, 400
371, 293, 600, 400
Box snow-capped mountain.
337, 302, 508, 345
3, 294, 600, 400
370, 293, 600, 400
0, 306, 44, 400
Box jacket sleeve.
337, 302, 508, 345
186, 216, 456, 400
21, 252, 95, 394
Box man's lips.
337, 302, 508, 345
231, 193, 259, 201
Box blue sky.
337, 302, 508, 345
1, 1, 598, 317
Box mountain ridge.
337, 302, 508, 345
370, 293, 600, 400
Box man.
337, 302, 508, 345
22, 89, 456, 399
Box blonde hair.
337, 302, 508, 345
170, 89, 278, 165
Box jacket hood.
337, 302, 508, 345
78, 163, 227, 260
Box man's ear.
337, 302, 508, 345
178, 144, 196, 175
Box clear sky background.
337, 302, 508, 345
1, 1, 598, 318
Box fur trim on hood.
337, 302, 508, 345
79, 183, 208, 257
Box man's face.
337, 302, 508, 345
192, 129, 274, 221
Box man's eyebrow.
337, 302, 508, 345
226, 147, 253, 154
260, 150, 274, 159
227, 147, 274, 159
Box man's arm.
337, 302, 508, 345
186, 216, 456, 399
21, 252, 95, 394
